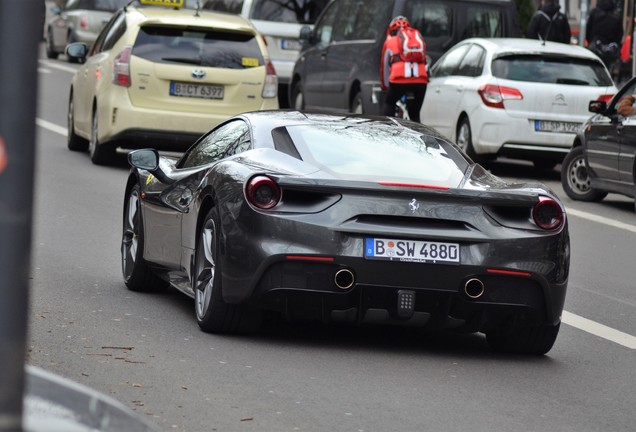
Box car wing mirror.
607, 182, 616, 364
299, 25, 313, 47
128, 149, 175, 184
588, 100, 607, 114
65, 43, 88, 62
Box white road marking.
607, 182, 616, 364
37, 118, 66, 136
36, 119, 636, 350
562, 311, 636, 350
567, 208, 636, 234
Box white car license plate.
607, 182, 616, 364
364, 238, 460, 264
170, 82, 224, 99
534, 120, 581, 134
281, 38, 301, 50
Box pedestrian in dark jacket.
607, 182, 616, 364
586, 0, 623, 67
526, 0, 571, 44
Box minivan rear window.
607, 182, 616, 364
251, 0, 328, 24
491, 55, 613, 86
133, 26, 264, 69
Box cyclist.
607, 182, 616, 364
380, 16, 428, 122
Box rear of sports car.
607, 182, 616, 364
219, 118, 570, 354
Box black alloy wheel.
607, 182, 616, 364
121, 184, 169, 293
194, 208, 257, 333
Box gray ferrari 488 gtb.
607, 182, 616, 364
121, 110, 570, 354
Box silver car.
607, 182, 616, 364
45, 0, 128, 62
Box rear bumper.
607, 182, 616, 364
472, 111, 582, 159
247, 258, 567, 331
98, 94, 278, 150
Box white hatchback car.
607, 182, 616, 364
421, 38, 617, 169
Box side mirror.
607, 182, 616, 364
128, 149, 159, 171
588, 100, 607, 114
65, 42, 88, 62
128, 149, 175, 185
299, 25, 313, 47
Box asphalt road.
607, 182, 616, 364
26, 52, 636, 432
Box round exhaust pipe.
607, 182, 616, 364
334, 269, 355, 290
464, 278, 485, 299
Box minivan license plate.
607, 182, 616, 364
170, 82, 224, 99
364, 238, 460, 264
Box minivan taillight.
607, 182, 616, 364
478, 84, 523, 109
113, 46, 132, 87
262, 59, 278, 99
597, 94, 614, 103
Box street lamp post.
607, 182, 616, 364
0, 0, 40, 431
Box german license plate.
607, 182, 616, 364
281, 38, 301, 50
364, 238, 460, 264
170, 82, 224, 99
534, 120, 581, 133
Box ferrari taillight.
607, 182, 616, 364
246, 175, 281, 209
478, 84, 523, 109
533, 196, 564, 230
113, 46, 132, 87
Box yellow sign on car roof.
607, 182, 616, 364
139, 0, 185, 8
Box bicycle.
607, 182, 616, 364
395, 92, 415, 120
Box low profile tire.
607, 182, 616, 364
194, 208, 258, 334
121, 184, 169, 293
456, 116, 481, 162
561, 146, 607, 202
45, 29, 58, 59
351, 91, 363, 114
486, 323, 560, 355
67, 93, 88, 151
292, 81, 305, 111
89, 108, 115, 165
533, 159, 557, 171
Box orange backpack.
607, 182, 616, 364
396, 26, 426, 64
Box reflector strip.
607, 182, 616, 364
286, 256, 335, 262
378, 182, 448, 190
487, 268, 531, 277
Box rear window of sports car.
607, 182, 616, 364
284, 125, 467, 187
132, 26, 264, 68
491, 54, 613, 86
